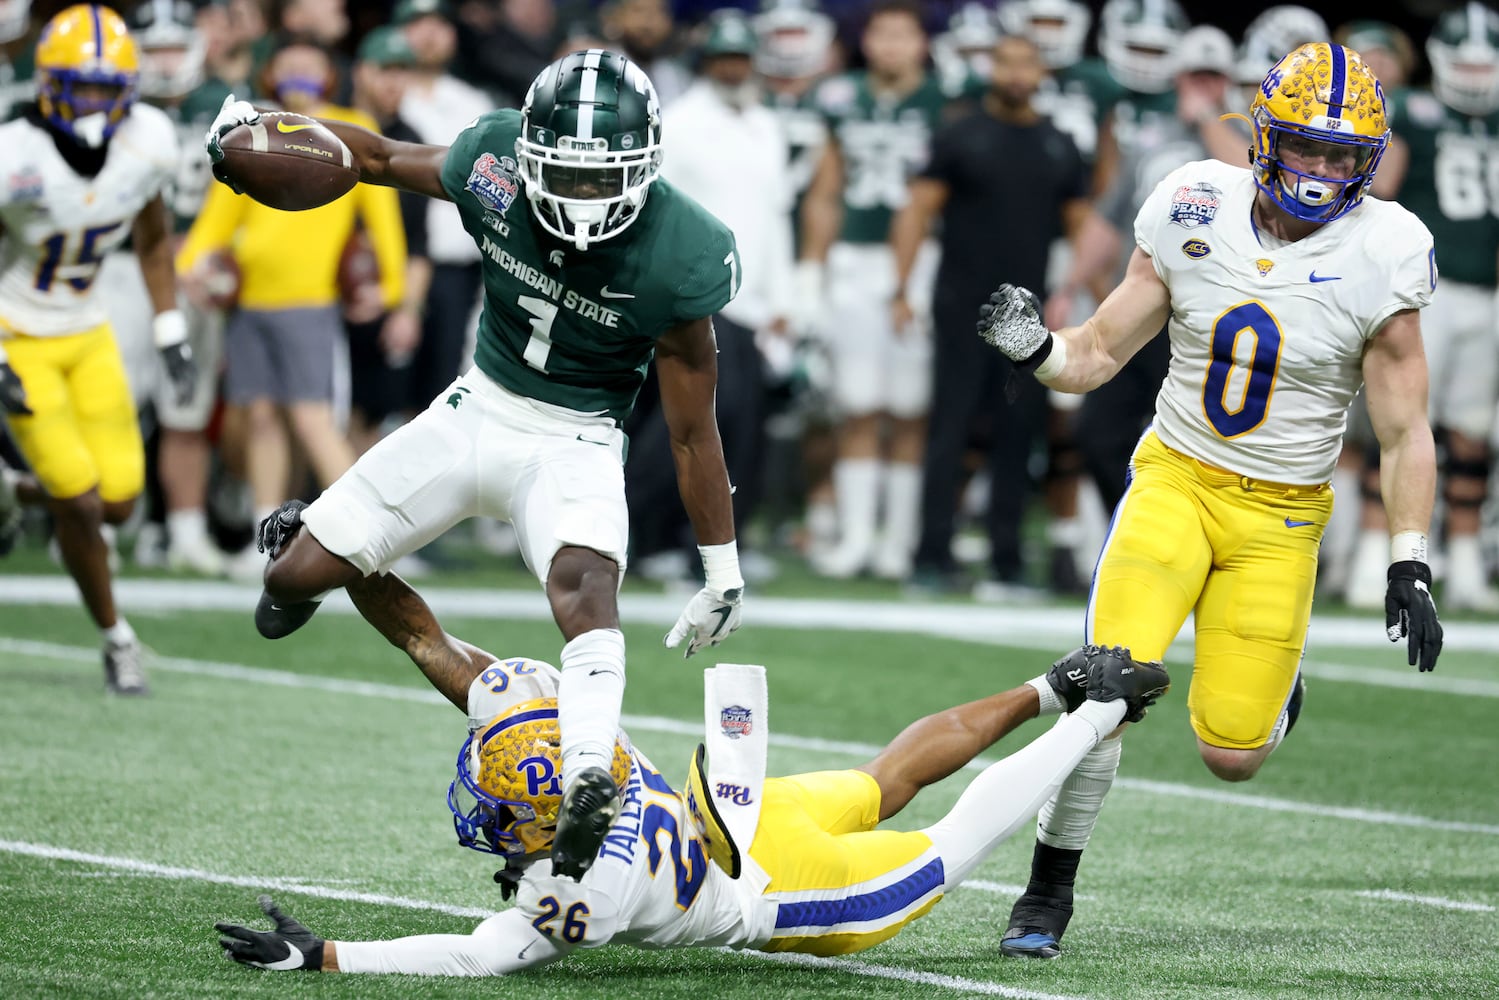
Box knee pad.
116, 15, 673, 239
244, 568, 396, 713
1189, 689, 1276, 750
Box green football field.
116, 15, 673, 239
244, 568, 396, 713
1, 571, 1497, 1000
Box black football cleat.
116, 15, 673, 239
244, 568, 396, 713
254, 589, 323, 640
1084, 644, 1170, 722
551, 766, 622, 881
1045, 647, 1090, 713
1000, 890, 1073, 959
1283, 672, 1306, 739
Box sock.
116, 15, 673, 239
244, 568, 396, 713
1037, 731, 1123, 849
806, 500, 837, 549
166, 508, 209, 548
832, 458, 881, 557
0, 466, 19, 505
877, 461, 922, 566
102, 618, 136, 646
557, 628, 627, 788
1046, 516, 1084, 549
1026, 675, 1067, 716
1446, 535, 1491, 595
923, 700, 1124, 887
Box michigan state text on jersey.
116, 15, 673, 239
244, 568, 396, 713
209, 49, 748, 881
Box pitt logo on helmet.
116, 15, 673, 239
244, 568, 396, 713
1249, 42, 1390, 224
35, 4, 141, 148
448, 698, 632, 859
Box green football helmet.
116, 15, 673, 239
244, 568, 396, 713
1428, 2, 1499, 116
516, 49, 664, 251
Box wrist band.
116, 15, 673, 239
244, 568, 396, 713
153, 309, 188, 349
699, 541, 743, 594
1390, 531, 1428, 564
1034, 335, 1067, 381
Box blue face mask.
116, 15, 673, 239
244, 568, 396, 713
274, 75, 325, 101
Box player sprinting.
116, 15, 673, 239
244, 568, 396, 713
0, 4, 196, 695
204, 49, 745, 880
212, 567, 1170, 975
975, 43, 1445, 958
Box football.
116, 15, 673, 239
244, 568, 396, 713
216, 111, 359, 212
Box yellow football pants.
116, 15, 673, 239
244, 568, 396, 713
1087, 432, 1333, 749
2, 322, 144, 502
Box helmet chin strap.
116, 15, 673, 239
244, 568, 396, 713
70, 112, 111, 148
562, 202, 606, 251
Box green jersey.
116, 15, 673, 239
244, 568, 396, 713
0, 50, 32, 123
765, 87, 827, 256
1036, 58, 1119, 164
1390, 88, 1499, 287
809, 71, 956, 244
159, 78, 235, 232
440, 109, 739, 422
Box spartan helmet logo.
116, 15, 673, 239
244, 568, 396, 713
549, 249, 565, 267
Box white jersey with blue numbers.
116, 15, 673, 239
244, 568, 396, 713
1134, 159, 1437, 484
0, 105, 177, 337
509, 750, 774, 952
462, 664, 774, 955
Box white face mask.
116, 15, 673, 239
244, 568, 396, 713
70, 112, 111, 148
709, 77, 760, 109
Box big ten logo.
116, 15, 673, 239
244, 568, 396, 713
715, 782, 754, 806
519, 754, 562, 797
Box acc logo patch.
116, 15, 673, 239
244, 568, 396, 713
1255, 258, 1276, 276
465, 152, 521, 214
1168, 181, 1222, 229
720, 705, 753, 740
1181, 238, 1211, 260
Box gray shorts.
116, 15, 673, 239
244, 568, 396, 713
224, 306, 341, 405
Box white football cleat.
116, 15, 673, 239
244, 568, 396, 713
167, 533, 228, 576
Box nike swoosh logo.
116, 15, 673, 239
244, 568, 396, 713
1308, 272, 1341, 283
257, 942, 305, 970
709, 605, 733, 637
275, 119, 317, 134
517, 940, 538, 961
1284, 517, 1316, 528
599, 286, 634, 299
575, 434, 609, 446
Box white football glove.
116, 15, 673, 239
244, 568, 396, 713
790, 260, 828, 341
976, 284, 1052, 366
205, 94, 261, 192
665, 584, 744, 658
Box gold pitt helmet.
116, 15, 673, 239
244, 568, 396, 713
448, 698, 632, 860
1248, 42, 1390, 223
35, 4, 141, 148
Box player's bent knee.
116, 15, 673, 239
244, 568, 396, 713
101, 497, 136, 526
1197, 742, 1266, 783
48, 487, 104, 525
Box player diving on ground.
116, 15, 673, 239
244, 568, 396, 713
212, 516, 1169, 975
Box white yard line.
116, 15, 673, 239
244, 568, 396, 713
748, 951, 1089, 999
7, 575, 1499, 658
1352, 889, 1496, 913
5, 637, 1497, 839
0, 838, 1088, 1000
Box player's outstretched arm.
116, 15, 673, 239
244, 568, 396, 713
658, 317, 744, 658
205, 95, 450, 202
217, 898, 564, 976
977, 247, 1170, 395
345, 572, 497, 709
132, 194, 196, 404
1363, 308, 1443, 672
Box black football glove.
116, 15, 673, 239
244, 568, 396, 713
257, 498, 309, 559
1386, 560, 1442, 673
215, 895, 324, 971
158, 341, 197, 407
0, 360, 31, 416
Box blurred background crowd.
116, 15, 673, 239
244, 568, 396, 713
3, 0, 1498, 614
